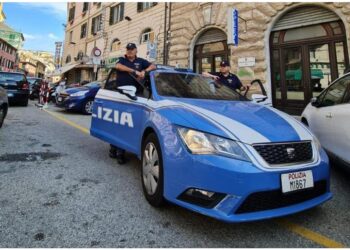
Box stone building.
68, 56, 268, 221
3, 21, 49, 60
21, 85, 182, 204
167, 2, 350, 114
62, 2, 350, 114
0, 37, 17, 71
62, 2, 166, 84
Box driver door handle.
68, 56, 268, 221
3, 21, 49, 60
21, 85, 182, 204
325, 112, 333, 118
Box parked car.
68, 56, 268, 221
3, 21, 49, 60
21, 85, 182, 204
90, 67, 331, 222
0, 85, 8, 128
301, 73, 350, 168
0, 72, 29, 106
27, 77, 42, 100
56, 81, 101, 114
48, 83, 58, 103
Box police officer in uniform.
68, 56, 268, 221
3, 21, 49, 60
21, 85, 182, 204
203, 61, 246, 92
109, 42, 156, 164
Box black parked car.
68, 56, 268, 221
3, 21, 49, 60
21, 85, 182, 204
28, 77, 42, 100
0, 85, 8, 128
0, 72, 30, 106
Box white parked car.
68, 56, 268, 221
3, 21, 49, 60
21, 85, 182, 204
301, 73, 350, 168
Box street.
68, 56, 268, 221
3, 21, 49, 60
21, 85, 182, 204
0, 101, 349, 248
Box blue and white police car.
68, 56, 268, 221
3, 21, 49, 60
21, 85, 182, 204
90, 66, 332, 222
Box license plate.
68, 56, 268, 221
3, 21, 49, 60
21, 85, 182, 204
7, 93, 13, 97
281, 170, 314, 193
58, 97, 62, 102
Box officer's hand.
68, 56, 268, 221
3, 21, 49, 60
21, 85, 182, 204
135, 71, 143, 78
212, 76, 220, 81
140, 71, 146, 78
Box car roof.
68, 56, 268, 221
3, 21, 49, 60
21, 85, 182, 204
0, 71, 25, 75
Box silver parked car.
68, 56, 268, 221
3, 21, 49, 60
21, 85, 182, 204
0, 85, 8, 128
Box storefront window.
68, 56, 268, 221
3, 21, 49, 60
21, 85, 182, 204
272, 49, 281, 99
309, 44, 331, 97
284, 47, 304, 100
202, 42, 224, 54
335, 42, 346, 77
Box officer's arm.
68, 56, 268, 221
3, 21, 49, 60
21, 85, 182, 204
202, 72, 219, 80
116, 63, 136, 73
144, 63, 156, 73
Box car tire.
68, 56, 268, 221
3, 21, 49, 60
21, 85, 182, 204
82, 99, 94, 115
20, 99, 28, 107
0, 105, 6, 128
141, 133, 165, 207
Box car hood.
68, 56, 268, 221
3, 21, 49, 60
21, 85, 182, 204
66, 87, 89, 94
162, 98, 313, 144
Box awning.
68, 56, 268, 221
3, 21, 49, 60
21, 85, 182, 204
53, 63, 78, 75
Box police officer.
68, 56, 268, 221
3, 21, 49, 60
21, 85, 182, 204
202, 61, 246, 92
110, 42, 156, 164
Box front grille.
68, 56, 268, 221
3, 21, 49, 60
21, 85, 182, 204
235, 180, 327, 214
253, 141, 313, 165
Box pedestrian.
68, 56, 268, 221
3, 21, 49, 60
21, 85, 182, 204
202, 61, 246, 92
110, 42, 156, 164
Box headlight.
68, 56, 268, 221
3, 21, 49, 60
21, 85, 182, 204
70, 90, 88, 97
313, 135, 322, 152
177, 127, 251, 162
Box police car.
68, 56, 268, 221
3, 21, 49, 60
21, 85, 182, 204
90, 66, 331, 222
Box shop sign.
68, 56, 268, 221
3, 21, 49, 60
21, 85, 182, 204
227, 8, 239, 46
238, 57, 256, 67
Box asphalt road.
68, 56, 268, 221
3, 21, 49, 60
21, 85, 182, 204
0, 101, 349, 247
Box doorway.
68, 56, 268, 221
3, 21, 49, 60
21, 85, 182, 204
270, 7, 349, 114
193, 28, 228, 73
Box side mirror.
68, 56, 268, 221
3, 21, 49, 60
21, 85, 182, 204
311, 97, 320, 107
117, 85, 137, 100
251, 94, 268, 103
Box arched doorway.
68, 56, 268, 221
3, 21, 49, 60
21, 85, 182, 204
194, 28, 228, 73
270, 6, 349, 114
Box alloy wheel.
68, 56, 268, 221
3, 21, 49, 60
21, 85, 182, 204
142, 142, 160, 195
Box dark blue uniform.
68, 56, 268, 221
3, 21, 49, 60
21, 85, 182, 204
116, 56, 151, 89
211, 72, 243, 91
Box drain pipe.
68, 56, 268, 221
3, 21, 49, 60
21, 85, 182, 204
163, 2, 168, 65
165, 2, 172, 65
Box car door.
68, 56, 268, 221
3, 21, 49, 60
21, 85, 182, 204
244, 79, 272, 106
324, 80, 350, 163
91, 69, 147, 154
309, 75, 350, 156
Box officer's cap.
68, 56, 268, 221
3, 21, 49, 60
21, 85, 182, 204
220, 61, 230, 67
126, 43, 137, 50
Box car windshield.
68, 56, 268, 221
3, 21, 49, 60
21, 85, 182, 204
154, 72, 247, 101
0, 73, 25, 82
85, 82, 101, 88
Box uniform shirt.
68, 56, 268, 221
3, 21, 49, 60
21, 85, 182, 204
211, 72, 243, 91
116, 56, 151, 89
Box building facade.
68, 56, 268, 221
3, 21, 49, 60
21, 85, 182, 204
0, 37, 16, 71
62, 2, 166, 84
167, 2, 350, 114
63, 2, 350, 114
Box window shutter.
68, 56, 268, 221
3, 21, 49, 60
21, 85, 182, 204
120, 3, 125, 21
109, 7, 114, 25
137, 2, 143, 12
272, 6, 340, 31
91, 17, 95, 34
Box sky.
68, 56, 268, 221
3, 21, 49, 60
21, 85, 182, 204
3, 2, 67, 53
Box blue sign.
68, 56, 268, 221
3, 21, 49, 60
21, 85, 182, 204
233, 9, 239, 46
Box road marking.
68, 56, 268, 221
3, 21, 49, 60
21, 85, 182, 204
42, 108, 346, 248
276, 219, 345, 248
43, 109, 90, 135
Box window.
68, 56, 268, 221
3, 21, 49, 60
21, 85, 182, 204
111, 38, 121, 51
82, 2, 89, 12
319, 75, 350, 107
109, 3, 124, 25
68, 6, 75, 22
66, 55, 71, 63
77, 51, 84, 60
69, 31, 73, 43
137, 2, 157, 12
80, 23, 87, 39
91, 15, 102, 35
140, 28, 154, 44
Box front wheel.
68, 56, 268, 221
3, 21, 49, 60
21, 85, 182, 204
141, 133, 165, 207
82, 99, 94, 115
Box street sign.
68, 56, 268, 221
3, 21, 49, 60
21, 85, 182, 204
238, 57, 256, 67
227, 8, 239, 46
147, 41, 157, 62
